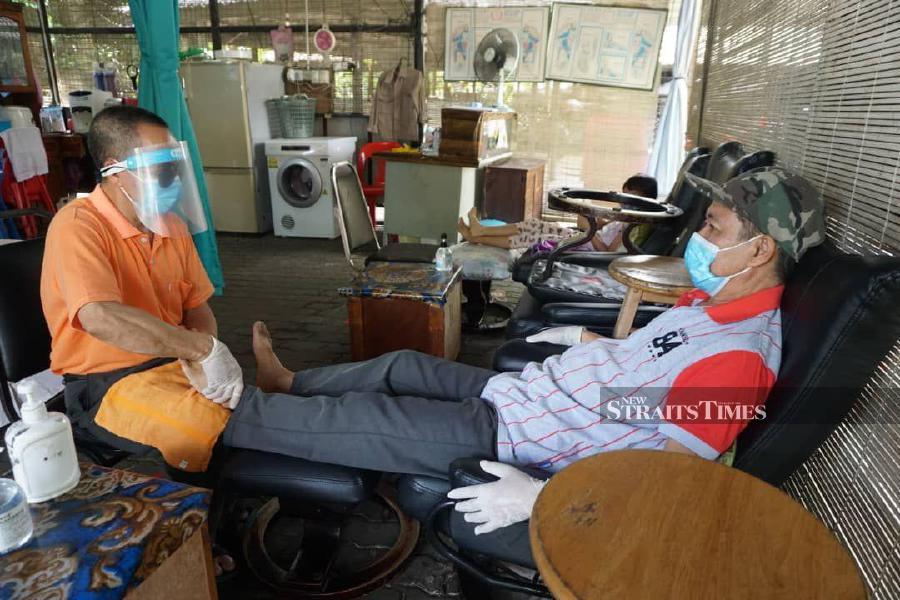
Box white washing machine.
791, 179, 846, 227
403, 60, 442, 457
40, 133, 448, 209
266, 137, 357, 238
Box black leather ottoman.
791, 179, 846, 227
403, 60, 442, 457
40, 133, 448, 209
218, 449, 418, 597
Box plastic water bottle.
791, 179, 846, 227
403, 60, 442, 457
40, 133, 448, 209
435, 233, 452, 271
0, 479, 33, 554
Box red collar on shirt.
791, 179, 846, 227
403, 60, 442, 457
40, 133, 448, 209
675, 285, 784, 324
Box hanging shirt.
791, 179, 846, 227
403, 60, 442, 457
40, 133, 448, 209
481, 286, 783, 471
40, 185, 214, 375
368, 66, 426, 142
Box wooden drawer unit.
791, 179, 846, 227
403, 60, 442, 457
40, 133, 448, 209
483, 157, 546, 223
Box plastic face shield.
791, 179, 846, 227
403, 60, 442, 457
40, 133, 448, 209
100, 141, 208, 237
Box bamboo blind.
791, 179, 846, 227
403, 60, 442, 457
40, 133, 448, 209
695, 2, 900, 597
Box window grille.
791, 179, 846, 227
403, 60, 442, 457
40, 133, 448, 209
13, 0, 414, 113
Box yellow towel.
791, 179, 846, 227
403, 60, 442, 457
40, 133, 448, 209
94, 362, 231, 472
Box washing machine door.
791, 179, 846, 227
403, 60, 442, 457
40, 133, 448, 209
276, 157, 323, 209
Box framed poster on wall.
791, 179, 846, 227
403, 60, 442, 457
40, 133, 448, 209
444, 6, 550, 82
545, 4, 667, 90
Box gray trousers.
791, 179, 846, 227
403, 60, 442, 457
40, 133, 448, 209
222, 350, 499, 478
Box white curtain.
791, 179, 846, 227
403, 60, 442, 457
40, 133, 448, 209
648, 0, 701, 196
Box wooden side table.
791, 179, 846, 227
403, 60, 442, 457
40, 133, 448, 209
339, 262, 462, 361
607, 255, 693, 338
530, 450, 866, 599
483, 157, 546, 223
0, 463, 217, 599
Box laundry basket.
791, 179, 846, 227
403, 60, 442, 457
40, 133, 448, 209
265, 98, 284, 138
279, 95, 316, 138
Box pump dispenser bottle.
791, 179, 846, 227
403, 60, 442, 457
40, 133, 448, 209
435, 233, 453, 271
4, 381, 80, 503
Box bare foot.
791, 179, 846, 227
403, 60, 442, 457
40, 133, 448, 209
467, 207, 487, 237
457, 218, 474, 241
252, 321, 294, 393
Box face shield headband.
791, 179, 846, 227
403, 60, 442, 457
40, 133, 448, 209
100, 142, 208, 237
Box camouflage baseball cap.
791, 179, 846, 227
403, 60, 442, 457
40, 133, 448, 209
686, 167, 826, 260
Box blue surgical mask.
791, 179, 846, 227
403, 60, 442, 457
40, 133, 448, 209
684, 232, 761, 296
121, 175, 182, 218
146, 176, 182, 214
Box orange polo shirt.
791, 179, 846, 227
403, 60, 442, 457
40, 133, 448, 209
40, 185, 214, 375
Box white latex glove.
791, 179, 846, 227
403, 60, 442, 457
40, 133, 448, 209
189, 337, 244, 409
525, 326, 584, 346
446, 461, 547, 535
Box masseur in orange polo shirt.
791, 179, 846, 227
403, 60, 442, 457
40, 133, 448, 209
40, 105, 243, 452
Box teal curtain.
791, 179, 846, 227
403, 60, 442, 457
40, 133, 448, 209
128, 0, 225, 294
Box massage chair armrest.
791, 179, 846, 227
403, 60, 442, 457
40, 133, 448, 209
514, 249, 626, 282
492, 339, 567, 372
450, 458, 551, 487
542, 302, 667, 328
417, 458, 551, 584
551, 251, 625, 269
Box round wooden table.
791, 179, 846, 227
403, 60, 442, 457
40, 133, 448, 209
607, 255, 693, 338
530, 451, 866, 600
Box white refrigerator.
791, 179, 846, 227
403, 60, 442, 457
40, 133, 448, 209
182, 61, 284, 233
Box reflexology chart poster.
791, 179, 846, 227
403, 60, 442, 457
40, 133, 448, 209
444, 6, 550, 82
546, 4, 667, 90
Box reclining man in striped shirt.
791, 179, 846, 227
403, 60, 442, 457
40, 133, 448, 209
207, 167, 825, 535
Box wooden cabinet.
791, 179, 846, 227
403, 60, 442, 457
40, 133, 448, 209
0, 2, 35, 94
0, 1, 40, 121
483, 157, 546, 223
440, 108, 517, 165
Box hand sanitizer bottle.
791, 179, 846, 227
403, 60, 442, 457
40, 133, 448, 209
0, 479, 32, 553
435, 233, 453, 271
4, 381, 80, 503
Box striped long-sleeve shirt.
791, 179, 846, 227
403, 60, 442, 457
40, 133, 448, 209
481, 286, 783, 471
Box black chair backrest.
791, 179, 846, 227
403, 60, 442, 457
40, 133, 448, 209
0, 239, 50, 382
731, 150, 775, 180
0, 239, 51, 420
683, 146, 710, 170
735, 243, 900, 485
632, 153, 712, 256
706, 141, 777, 185
706, 141, 745, 183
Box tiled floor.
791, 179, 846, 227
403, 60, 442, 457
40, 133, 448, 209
121, 233, 526, 599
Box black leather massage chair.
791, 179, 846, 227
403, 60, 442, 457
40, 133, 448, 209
507, 142, 776, 340
393, 241, 900, 596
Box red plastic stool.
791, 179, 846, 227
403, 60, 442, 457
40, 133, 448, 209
357, 141, 401, 226
0, 140, 55, 239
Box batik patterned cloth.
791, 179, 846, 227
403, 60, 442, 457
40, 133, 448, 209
338, 262, 461, 305
509, 218, 579, 249
0, 463, 210, 599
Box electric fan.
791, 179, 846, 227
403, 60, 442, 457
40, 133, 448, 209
473, 28, 520, 110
